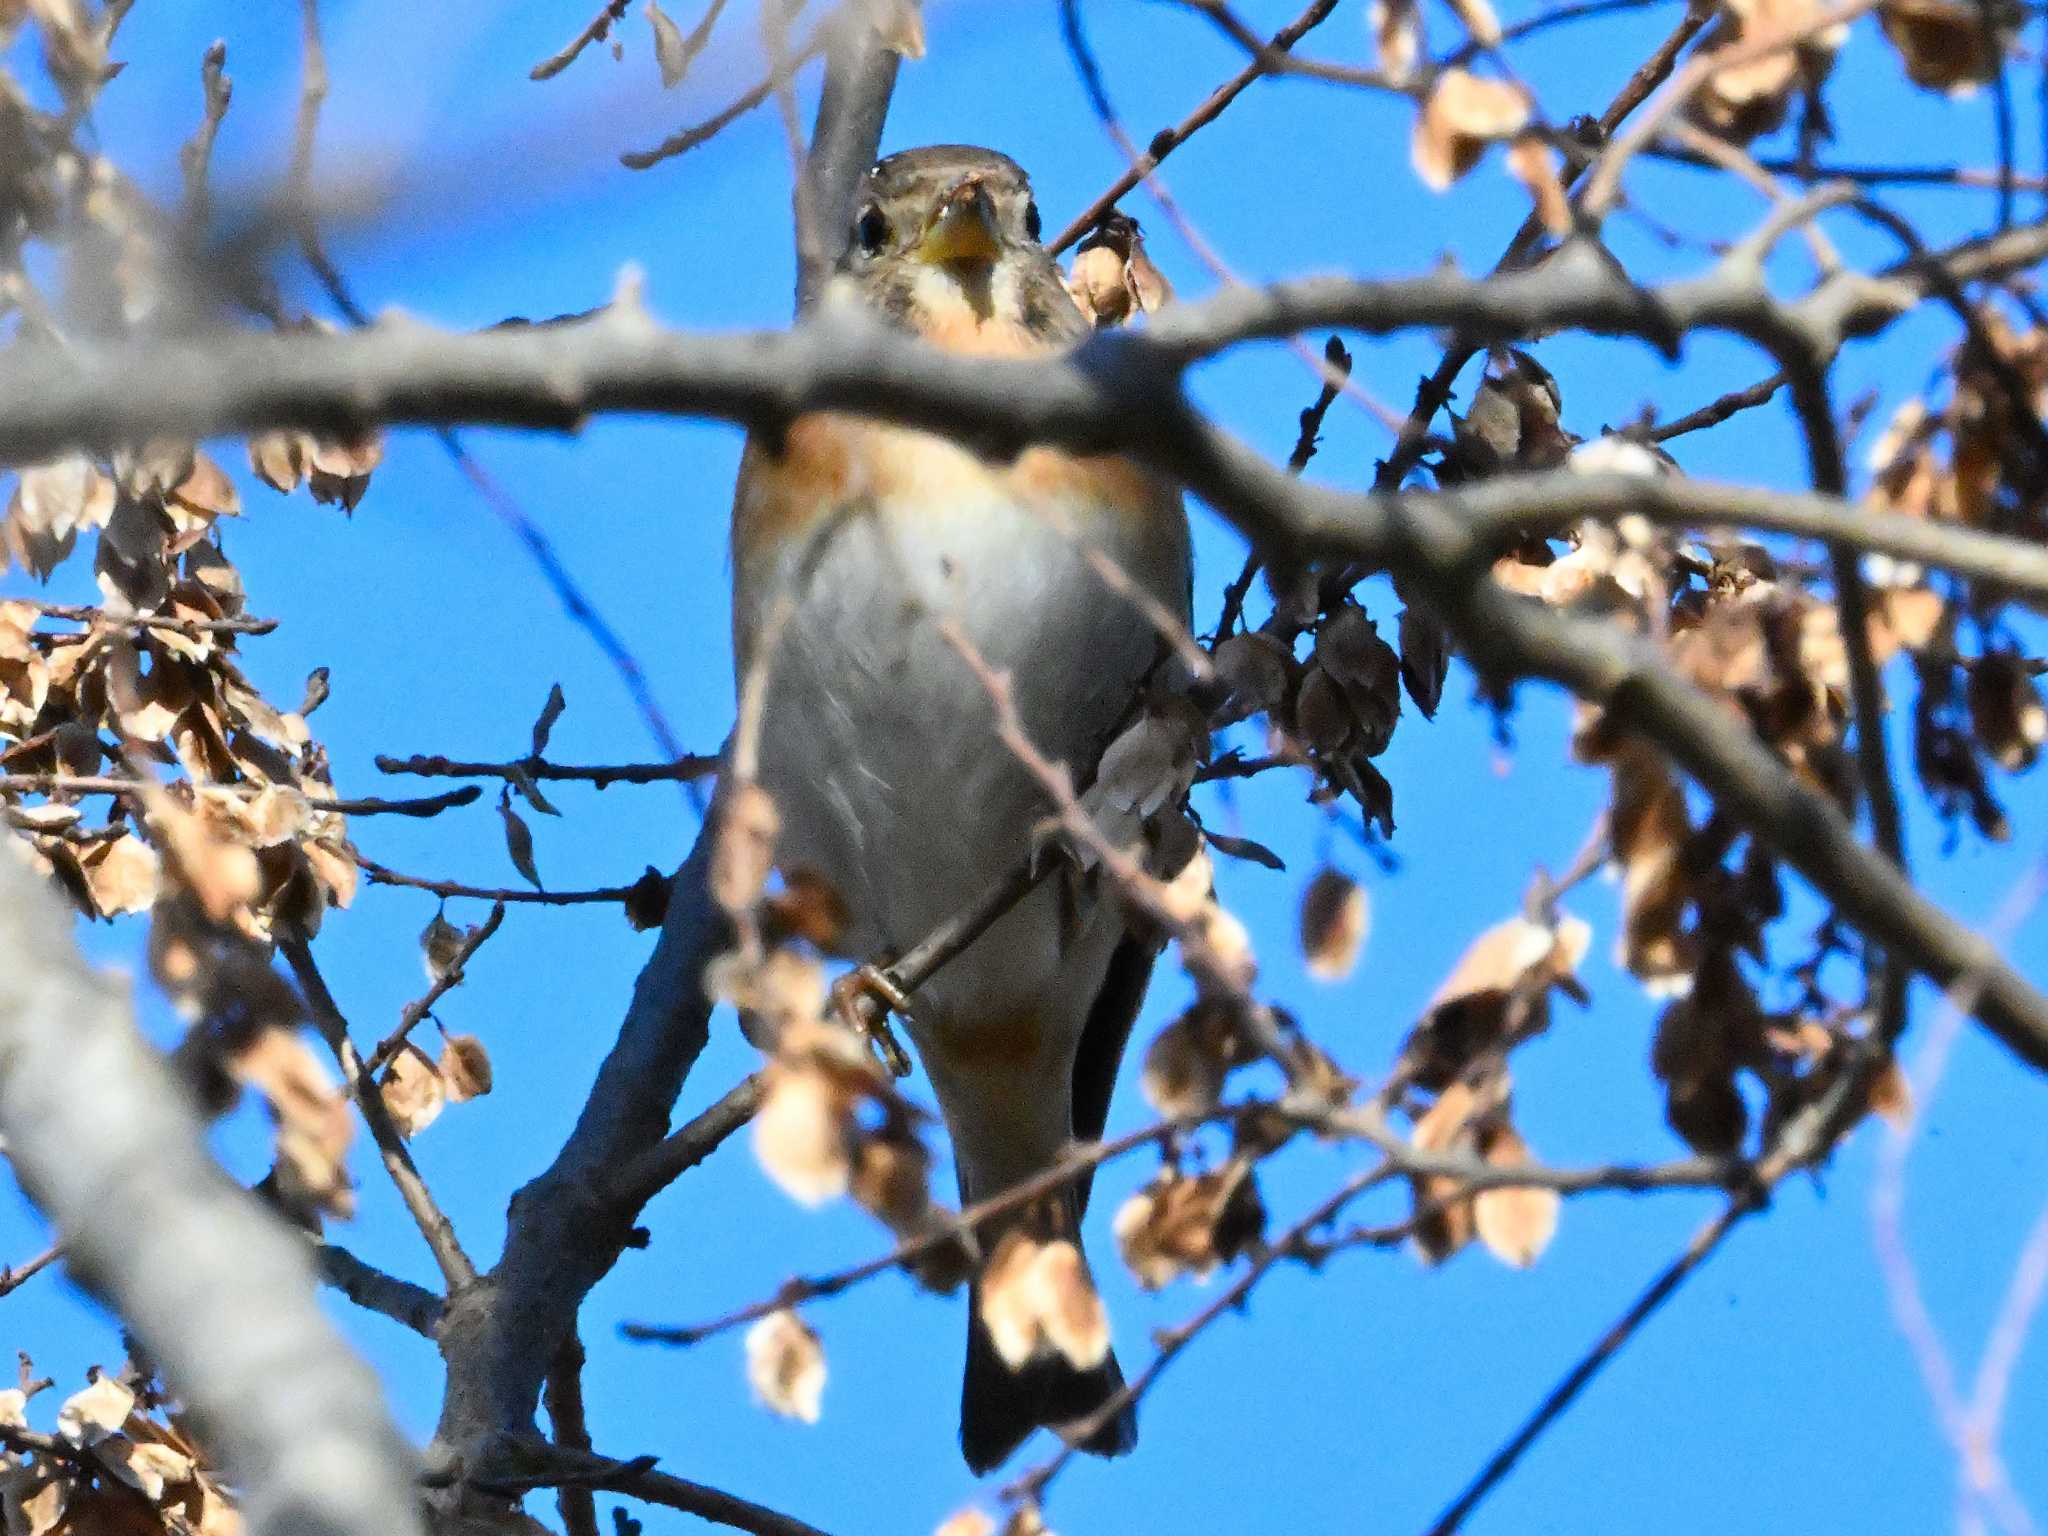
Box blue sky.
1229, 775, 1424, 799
4, 2, 2047, 1532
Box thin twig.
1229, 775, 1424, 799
353, 854, 643, 907
621, 22, 830, 171
1641, 370, 1787, 441
0, 774, 481, 820
14, 600, 276, 636
0, 1244, 60, 1299
1375, 0, 1716, 493
280, 931, 479, 1292
478, 1448, 835, 1536
376, 752, 718, 787
624, 1096, 1733, 1348
530, 0, 633, 81
604, 1073, 763, 1216
1049, 0, 1346, 254
1421, 1199, 1752, 1534
359, 902, 507, 1084
1643, 143, 2048, 193
177, 41, 231, 228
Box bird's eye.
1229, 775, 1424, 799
1023, 199, 1042, 241
856, 205, 890, 255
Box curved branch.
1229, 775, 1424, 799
2, 237, 2046, 1073
0, 838, 423, 1536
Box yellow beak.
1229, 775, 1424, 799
917, 179, 1002, 267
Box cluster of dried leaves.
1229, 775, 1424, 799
1426, 349, 2004, 1156
0, 414, 406, 1223
0, 1362, 239, 1536
1390, 0, 2019, 232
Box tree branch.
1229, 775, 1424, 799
376, 752, 719, 787
0, 838, 423, 1536
317, 1241, 446, 1339
478, 1447, 836, 1536
4, 237, 2046, 1078
282, 930, 481, 1292
430, 830, 730, 1466
793, 0, 903, 310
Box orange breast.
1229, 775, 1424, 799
731, 413, 1179, 570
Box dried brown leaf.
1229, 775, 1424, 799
1868, 1056, 1914, 1127
380, 1045, 445, 1137
420, 908, 464, 980
1209, 630, 1292, 724
497, 788, 542, 890
56, 1376, 135, 1448
248, 432, 313, 494
1369, 0, 1425, 83
1413, 70, 1531, 189
77, 834, 159, 917
754, 1058, 854, 1206
1299, 866, 1369, 981
1879, 0, 2009, 91
1113, 1163, 1265, 1288
1506, 132, 1572, 236
307, 434, 382, 513
1968, 652, 2046, 772
1473, 1123, 1559, 1267
438, 1032, 492, 1103
873, 0, 926, 58
530, 683, 567, 757
744, 1309, 825, 1423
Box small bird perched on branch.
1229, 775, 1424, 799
731, 145, 1191, 1471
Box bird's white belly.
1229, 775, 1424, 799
747, 492, 1175, 1036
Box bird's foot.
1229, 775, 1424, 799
830, 963, 915, 1079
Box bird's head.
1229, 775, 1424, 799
835, 145, 1085, 352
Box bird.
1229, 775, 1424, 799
729, 145, 1192, 1472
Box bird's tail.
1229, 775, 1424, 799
958, 1186, 1137, 1475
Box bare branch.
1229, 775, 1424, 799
794, 1, 905, 308
622, 22, 830, 174
479, 1446, 836, 1536
431, 831, 729, 1465
1422, 1200, 1751, 1535
543, 1335, 600, 1536
0, 775, 480, 820
530, 0, 633, 81
1049, 0, 1346, 255
0, 838, 423, 1536
359, 901, 507, 1083
177, 40, 231, 226
354, 854, 647, 907
376, 752, 719, 787
0, 1243, 60, 1299
625, 1096, 1734, 1349
604, 1071, 763, 1216
14, 598, 277, 636
281, 930, 480, 1291
317, 1241, 445, 1339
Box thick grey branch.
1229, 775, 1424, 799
1, 237, 2044, 1081
0, 840, 422, 1536
3, 225, 2044, 463
432, 830, 730, 1464
794, 1, 902, 310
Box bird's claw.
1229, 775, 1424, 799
831, 963, 915, 1079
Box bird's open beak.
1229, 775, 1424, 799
917, 177, 1002, 267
